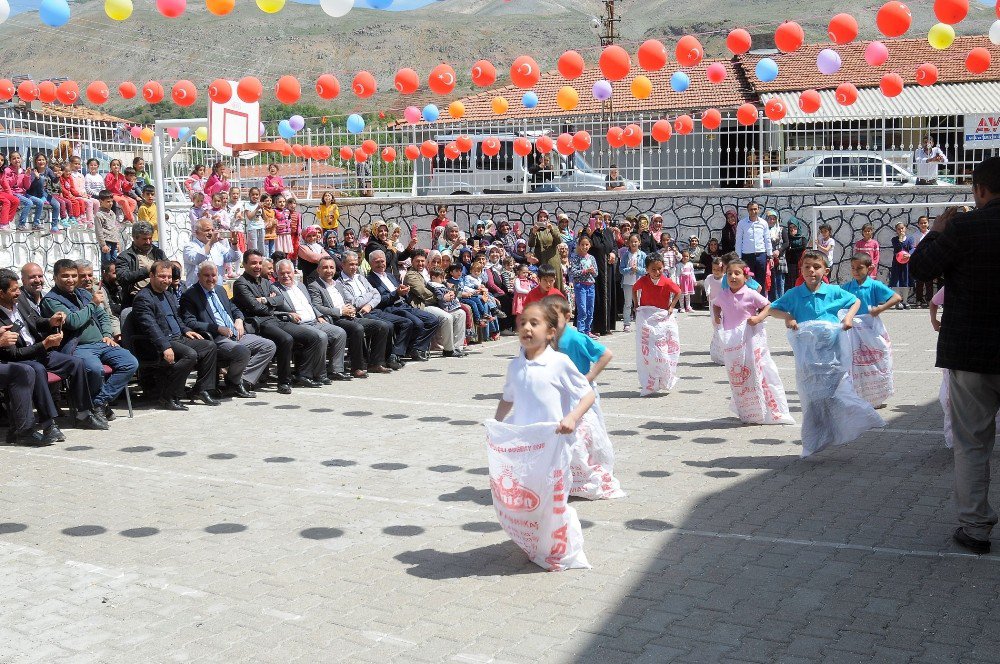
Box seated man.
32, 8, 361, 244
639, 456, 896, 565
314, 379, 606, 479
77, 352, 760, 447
178, 261, 277, 398
0, 326, 62, 446
16, 262, 53, 340
309, 255, 393, 378
182, 220, 242, 287
76, 260, 120, 341
366, 249, 440, 362
272, 259, 349, 383
0, 269, 100, 431
336, 251, 405, 371
115, 221, 167, 308
130, 260, 218, 411
232, 250, 325, 394
42, 259, 138, 423
404, 249, 466, 358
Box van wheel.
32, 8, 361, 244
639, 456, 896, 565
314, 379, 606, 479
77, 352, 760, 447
451, 191, 470, 196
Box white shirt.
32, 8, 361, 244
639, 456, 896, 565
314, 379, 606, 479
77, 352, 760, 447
183, 237, 241, 286
735, 217, 773, 256
501, 346, 592, 426
914, 146, 947, 180
911, 229, 929, 246
323, 281, 347, 310
0, 304, 33, 344
373, 270, 396, 295
284, 283, 317, 323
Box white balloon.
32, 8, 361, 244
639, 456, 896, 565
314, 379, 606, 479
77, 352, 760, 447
990, 20, 1000, 46
320, 0, 353, 17
0, 0, 10, 24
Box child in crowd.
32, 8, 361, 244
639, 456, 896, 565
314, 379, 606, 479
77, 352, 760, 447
94, 190, 120, 268
84, 158, 105, 199
46, 162, 72, 225
632, 252, 680, 312
227, 186, 246, 253
136, 186, 158, 244
619, 233, 646, 333
244, 187, 264, 253
817, 224, 837, 271
677, 250, 696, 313
273, 194, 293, 255
843, 253, 902, 315
287, 198, 302, 259
705, 257, 726, 365
123, 168, 143, 207
569, 234, 598, 338
67, 156, 97, 227
524, 264, 565, 307
853, 224, 880, 272
184, 164, 205, 198
450, 262, 490, 333
713, 259, 770, 331
208, 192, 231, 232
428, 267, 461, 310
545, 296, 613, 388
720, 252, 763, 293
658, 233, 680, 282
889, 222, 915, 309
431, 205, 451, 235
263, 163, 287, 199
188, 192, 207, 229
318, 191, 340, 231
512, 263, 534, 316
60, 160, 92, 227
632, 252, 681, 395
260, 194, 277, 257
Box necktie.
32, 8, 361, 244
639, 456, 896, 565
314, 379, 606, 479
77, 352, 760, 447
208, 290, 234, 334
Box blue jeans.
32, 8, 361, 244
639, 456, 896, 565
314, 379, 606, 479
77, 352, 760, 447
15, 194, 44, 227
74, 342, 139, 407
461, 296, 488, 322
575, 282, 595, 334
44, 195, 60, 228
768, 272, 786, 301
101, 242, 119, 268
264, 239, 275, 257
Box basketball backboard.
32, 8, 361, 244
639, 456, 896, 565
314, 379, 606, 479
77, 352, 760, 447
208, 81, 261, 157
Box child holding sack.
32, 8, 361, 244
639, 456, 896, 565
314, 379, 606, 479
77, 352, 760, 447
632, 252, 681, 396
705, 257, 726, 365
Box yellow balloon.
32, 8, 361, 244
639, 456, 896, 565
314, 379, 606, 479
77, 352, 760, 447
491, 97, 509, 115
104, 0, 132, 20
139, 127, 154, 144
448, 101, 465, 119
631, 75, 652, 100
195, 126, 208, 142
928, 22, 955, 50
556, 85, 579, 111
256, 0, 285, 13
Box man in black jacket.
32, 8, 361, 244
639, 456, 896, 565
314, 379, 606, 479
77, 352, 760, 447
114, 221, 167, 308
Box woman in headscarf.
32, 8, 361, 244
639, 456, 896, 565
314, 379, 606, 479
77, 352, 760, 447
495, 220, 519, 257
297, 225, 326, 281
720, 209, 739, 254
526, 209, 562, 289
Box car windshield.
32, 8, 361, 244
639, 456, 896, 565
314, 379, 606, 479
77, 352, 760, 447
778, 157, 811, 173
571, 154, 594, 173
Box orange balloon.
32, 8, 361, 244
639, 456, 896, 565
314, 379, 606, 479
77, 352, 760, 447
142, 81, 164, 104
0, 79, 14, 102
572, 131, 591, 151
280, 143, 293, 157
236, 77, 262, 103
455, 135, 473, 153
737, 103, 758, 126
673, 115, 694, 135
444, 142, 460, 161
630, 76, 652, 100
622, 123, 643, 149
880, 72, 904, 97
420, 140, 438, 159
836, 82, 859, 105
556, 86, 579, 111
317, 146, 332, 160
448, 101, 465, 119
726, 29, 752, 55
513, 137, 532, 157
510, 55, 540, 89
361, 139, 378, 155
471, 60, 496, 87
339, 146, 353, 161
208, 79, 232, 103
17, 80, 38, 102
651, 119, 672, 143
56, 80, 79, 105
482, 137, 501, 156
381, 147, 396, 163
765, 98, 787, 121
316, 74, 340, 100
799, 89, 822, 112
701, 108, 722, 130
139, 128, 154, 144
292, 144, 305, 158
404, 144, 420, 161
428, 64, 456, 95
774, 21, 804, 53
275, 75, 300, 104
916, 62, 939, 85
354, 148, 368, 163
394, 68, 419, 94
934, 0, 967, 24
556, 133, 575, 156
606, 126, 625, 148
967, 47, 991, 74
599, 44, 631, 81
675, 35, 704, 67
171, 80, 197, 107
828, 13, 859, 44
86, 81, 109, 105
876, 1, 911, 38
352, 71, 376, 98
558, 50, 585, 79
491, 97, 509, 115
637, 39, 668, 71
38, 81, 57, 104
119, 81, 137, 99
535, 135, 554, 154
206, 0, 234, 14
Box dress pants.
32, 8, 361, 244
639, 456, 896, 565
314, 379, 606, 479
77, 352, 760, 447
0, 361, 57, 433
216, 334, 276, 386
743, 252, 769, 288
369, 309, 413, 358
949, 370, 1000, 539
385, 304, 439, 353
255, 318, 325, 385
41, 350, 94, 413
424, 305, 465, 352
349, 316, 393, 368
148, 338, 218, 400
304, 320, 347, 376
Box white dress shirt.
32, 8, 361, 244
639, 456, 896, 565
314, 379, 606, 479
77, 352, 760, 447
324, 281, 347, 310
284, 283, 317, 323
735, 216, 773, 256
183, 237, 242, 286
914, 146, 947, 180
373, 270, 396, 295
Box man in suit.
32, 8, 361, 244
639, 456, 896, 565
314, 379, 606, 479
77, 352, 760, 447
231, 250, 325, 394
0, 268, 105, 431
115, 221, 167, 308
309, 255, 392, 378
272, 259, 349, 383
17, 263, 55, 340
0, 324, 62, 446
130, 260, 218, 411
336, 251, 405, 371
366, 250, 439, 362
404, 249, 466, 358
178, 261, 276, 398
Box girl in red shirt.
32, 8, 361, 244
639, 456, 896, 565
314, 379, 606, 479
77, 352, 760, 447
104, 159, 136, 221
632, 253, 680, 312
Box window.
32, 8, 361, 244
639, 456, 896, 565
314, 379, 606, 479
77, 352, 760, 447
432, 144, 470, 172
476, 140, 514, 171
815, 157, 848, 179
854, 157, 885, 181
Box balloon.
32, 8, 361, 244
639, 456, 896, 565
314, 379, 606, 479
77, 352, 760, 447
368, 0, 390, 7
637, 39, 668, 71
864, 41, 889, 66
56, 80, 79, 105
817, 49, 842, 75
105, 0, 132, 20
338, 146, 352, 160
206, 0, 234, 15
651, 119, 672, 143
482, 137, 501, 157
142, 81, 164, 104
177, 128, 191, 141
928, 22, 956, 49
727, 28, 752, 55
990, 19, 1000, 45
404, 144, 420, 161
622, 124, 643, 149
319, 0, 353, 17
670, 71, 690, 93
208, 79, 231, 103
289, 115, 305, 131
765, 98, 787, 121
156, 0, 185, 17
428, 63, 457, 95
558, 50, 585, 79
556, 133, 575, 156
522, 91, 538, 108
967, 47, 992, 73
895, 250, 910, 264
236, 77, 262, 103
381, 147, 396, 162
828, 13, 858, 44
352, 71, 376, 98
448, 101, 465, 119
346, 114, 365, 134
455, 135, 473, 153
556, 86, 579, 110
278, 121, 295, 139
674, 115, 693, 135
397, 107, 418, 124
194, 126, 208, 141
275, 75, 300, 104
572, 131, 591, 151
775, 21, 804, 52
256, 0, 284, 12
916, 62, 939, 85
606, 127, 625, 148
599, 44, 631, 81
706, 63, 726, 84
37, 81, 57, 104
0, 80, 13, 102
675, 35, 703, 67
737, 103, 758, 126
17, 80, 37, 102
118, 81, 137, 99
317, 146, 332, 160
836, 82, 859, 105
166, 127, 180, 139
39, 0, 70, 26
420, 140, 438, 159
513, 137, 532, 157
535, 135, 554, 154
361, 138, 378, 155
877, 1, 912, 38
171, 80, 197, 106
799, 89, 822, 112
592, 80, 613, 101
471, 60, 496, 87
316, 74, 340, 100
624, 75, 649, 99
510, 55, 540, 88
755, 58, 778, 82
491, 97, 509, 115
0, 0, 9, 23
422, 104, 439, 122
701, 108, 722, 130
934, 0, 968, 24
129, 126, 142, 139
140, 127, 154, 144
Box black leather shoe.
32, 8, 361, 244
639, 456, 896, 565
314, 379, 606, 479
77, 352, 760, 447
953, 527, 991, 554
388, 357, 404, 371
158, 398, 189, 411
409, 352, 428, 362
443, 349, 465, 358
5, 428, 45, 446
227, 383, 256, 399
277, 383, 292, 395
292, 376, 320, 388
78, 413, 110, 431
191, 390, 221, 406
329, 372, 352, 381
317, 376, 333, 385
41, 424, 65, 443
102, 404, 117, 421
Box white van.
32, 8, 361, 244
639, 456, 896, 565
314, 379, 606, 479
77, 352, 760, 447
418, 132, 636, 196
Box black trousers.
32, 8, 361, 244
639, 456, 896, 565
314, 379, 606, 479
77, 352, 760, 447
256, 318, 324, 384
1, 361, 58, 433
384, 305, 439, 353
743, 252, 769, 287
147, 338, 218, 399
352, 315, 394, 366
42, 350, 94, 413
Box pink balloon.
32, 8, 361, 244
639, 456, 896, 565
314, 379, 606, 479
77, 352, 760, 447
166, 127, 181, 139
129, 126, 142, 138
403, 106, 421, 124
865, 41, 889, 67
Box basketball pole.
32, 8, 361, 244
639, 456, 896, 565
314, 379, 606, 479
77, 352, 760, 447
152, 118, 204, 258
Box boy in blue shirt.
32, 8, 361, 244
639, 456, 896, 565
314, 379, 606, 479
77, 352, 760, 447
542, 295, 612, 383
767, 250, 861, 329
841, 252, 902, 315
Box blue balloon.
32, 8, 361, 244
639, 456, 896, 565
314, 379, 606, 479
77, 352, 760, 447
346, 113, 365, 134
522, 91, 538, 109
670, 71, 690, 93
422, 104, 440, 122
755, 58, 779, 82
39, 0, 70, 26
278, 120, 296, 140
178, 128, 190, 140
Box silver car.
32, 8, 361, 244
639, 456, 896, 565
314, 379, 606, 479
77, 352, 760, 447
763, 153, 938, 188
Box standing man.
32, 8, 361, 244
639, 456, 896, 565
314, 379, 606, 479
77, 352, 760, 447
735, 201, 772, 285
404, 249, 466, 357
914, 135, 947, 186
115, 221, 167, 308
526, 210, 562, 290
183, 220, 241, 287
910, 156, 1000, 554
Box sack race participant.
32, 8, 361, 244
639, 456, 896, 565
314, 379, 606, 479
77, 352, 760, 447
491, 301, 595, 571
632, 252, 681, 396
769, 250, 884, 456
704, 257, 726, 365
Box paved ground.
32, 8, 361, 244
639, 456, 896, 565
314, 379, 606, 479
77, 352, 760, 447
3, 308, 1000, 663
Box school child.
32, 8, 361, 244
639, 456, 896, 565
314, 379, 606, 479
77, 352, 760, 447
286, 198, 302, 259
619, 233, 646, 332
84, 158, 105, 199
184, 164, 205, 198
227, 186, 246, 253
429, 267, 463, 312
260, 194, 277, 257
244, 187, 265, 253
632, 252, 680, 313
188, 192, 208, 229
853, 224, 880, 272
136, 185, 159, 244
817, 224, 837, 268
632, 252, 682, 395
713, 260, 770, 331
677, 250, 696, 313
705, 257, 726, 365
273, 194, 293, 255
58, 161, 89, 226
889, 222, 915, 309
263, 163, 287, 199
46, 162, 72, 225
67, 156, 98, 228
318, 191, 340, 231
523, 264, 565, 307
569, 234, 599, 338
658, 233, 681, 282
843, 252, 902, 315
512, 263, 533, 316
720, 252, 763, 293
94, 190, 120, 268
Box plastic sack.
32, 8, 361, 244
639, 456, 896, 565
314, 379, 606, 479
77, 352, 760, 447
569, 400, 626, 500
719, 323, 794, 425
940, 369, 1000, 449
710, 320, 725, 365
787, 320, 885, 457
484, 419, 590, 571
635, 306, 680, 395
848, 314, 895, 407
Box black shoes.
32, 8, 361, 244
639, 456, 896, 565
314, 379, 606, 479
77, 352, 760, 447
190, 390, 221, 406
387, 355, 404, 371
408, 351, 429, 362
4, 428, 51, 447
103, 404, 117, 421
292, 375, 321, 388
158, 398, 189, 411
226, 382, 256, 399
329, 372, 353, 381
953, 527, 991, 554
443, 349, 466, 358
78, 412, 110, 431
41, 424, 65, 443
277, 383, 292, 395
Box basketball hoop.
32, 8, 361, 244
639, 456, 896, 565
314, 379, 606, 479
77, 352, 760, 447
208, 81, 261, 158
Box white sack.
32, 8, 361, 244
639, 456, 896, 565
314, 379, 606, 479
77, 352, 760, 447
635, 306, 680, 396
848, 314, 895, 408
569, 401, 626, 500
719, 323, 794, 425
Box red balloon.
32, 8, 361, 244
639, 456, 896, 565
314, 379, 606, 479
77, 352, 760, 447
799, 89, 822, 112
339, 146, 353, 161
637, 39, 668, 71
535, 135, 554, 154
967, 47, 991, 74
828, 13, 859, 44
86, 81, 109, 105
836, 82, 859, 105
774, 21, 804, 53
726, 29, 752, 55
420, 140, 438, 159
56, 80, 79, 105
765, 98, 787, 121
934, 0, 968, 25
606, 126, 625, 148
876, 1, 912, 38
316, 74, 340, 100
17, 80, 38, 102
482, 137, 502, 157
37, 81, 57, 104
599, 44, 631, 81
471, 60, 497, 87
651, 119, 672, 143
916, 63, 939, 86
236, 77, 262, 103
381, 147, 396, 162
455, 135, 473, 153
142, 81, 165, 104
404, 144, 420, 161
354, 148, 368, 163
556, 133, 575, 156
394, 68, 419, 94
558, 51, 585, 79
361, 139, 378, 155
444, 142, 460, 160
208, 79, 231, 103
701, 108, 722, 130
622, 124, 643, 149
880, 72, 904, 97
674, 115, 694, 135
428, 64, 457, 95
513, 137, 532, 157
675, 35, 704, 67
572, 131, 591, 151
292, 144, 305, 158
0, 79, 13, 102
706, 63, 726, 84
280, 143, 293, 157
737, 104, 758, 126
118, 81, 137, 99
276, 75, 300, 104
317, 146, 332, 160
352, 71, 376, 98
510, 55, 540, 89
171, 80, 197, 107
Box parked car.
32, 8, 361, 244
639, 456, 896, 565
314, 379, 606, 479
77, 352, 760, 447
763, 153, 950, 188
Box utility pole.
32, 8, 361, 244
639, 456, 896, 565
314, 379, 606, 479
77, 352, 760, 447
599, 0, 619, 47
